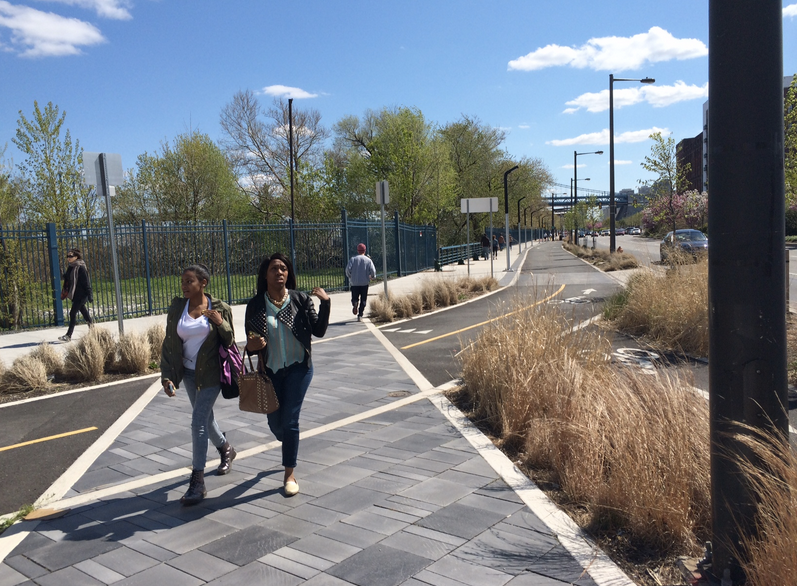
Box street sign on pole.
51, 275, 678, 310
376, 181, 389, 299
83, 152, 123, 196
461, 198, 498, 279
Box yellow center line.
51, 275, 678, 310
400, 284, 566, 350
0, 427, 99, 452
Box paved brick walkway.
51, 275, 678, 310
0, 246, 633, 586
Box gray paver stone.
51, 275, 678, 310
415, 503, 509, 540
91, 546, 160, 576
166, 550, 239, 581
110, 562, 203, 586
204, 561, 303, 586
33, 566, 103, 586
327, 544, 430, 586
199, 524, 297, 566
288, 534, 360, 564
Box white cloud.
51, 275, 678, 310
261, 85, 318, 99
0, 0, 105, 57
784, 4, 797, 18
508, 27, 707, 71
564, 81, 708, 113
612, 160, 633, 165
518, 124, 530, 129
561, 163, 588, 169
546, 126, 670, 147
38, 0, 132, 19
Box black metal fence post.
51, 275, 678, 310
394, 211, 402, 277
141, 220, 153, 315
222, 219, 233, 304
341, 209, 350, 289
46, 222, 64, 326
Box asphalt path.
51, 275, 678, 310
0, 378, 152, 516
381, 242, 622, 387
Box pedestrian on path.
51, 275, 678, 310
480, 233, 491, 260
498, 234, 505, 251
160, 264, 237, 506
492, 235, 499, 259
59, 248, 93, 342
346, 243, 376, 321
245, 252, 330, 497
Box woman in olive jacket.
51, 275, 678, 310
161, 264, 237, 506
245, 252, 330, 496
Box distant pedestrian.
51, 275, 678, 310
346, 243, 376, 321
498, 234, 505, 251
492, 235, 499, 259
59, 248, 93, 342
480, 233, 491, 260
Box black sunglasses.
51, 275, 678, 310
67, 253, 75, 258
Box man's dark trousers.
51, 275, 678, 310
351, 285, 368, 317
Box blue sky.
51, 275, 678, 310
1, 0, 796, 197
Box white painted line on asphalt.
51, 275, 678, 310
0, 373, 161, 410
34, 380, 163, 509
381, 328, 400, 332
428, 392, 635, 586
415, 330, 432, 334
397, 328, 416, 333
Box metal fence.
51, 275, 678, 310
0, 211, 436, 331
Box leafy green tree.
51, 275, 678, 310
640, 131, 691, 237
220, 91, 329, 222
115, 132, 252, 224
0, 144, 23, 225
785, 75, 797, 209
12, 101, 96, 226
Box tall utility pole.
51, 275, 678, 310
707, 2, 786, 584
503, 165, 519, 270
288, 98, 296, 267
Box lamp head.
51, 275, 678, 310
641, 77, 655, 84
595, 150, 604, 155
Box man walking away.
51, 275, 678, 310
346, 243, 376, 321
480, 233, 490, 260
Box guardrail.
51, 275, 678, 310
438, 243, 482, 266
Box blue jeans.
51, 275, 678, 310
266, 362, 313, 469
183, 369, 225, 470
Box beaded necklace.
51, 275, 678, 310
267, 289, 289, 308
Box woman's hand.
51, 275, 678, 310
162, 380, 176, 397
311, 287, 329, 301
202, 309, 223, 326
246, 333, 267, 352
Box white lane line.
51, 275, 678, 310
415, 330, 433, 334
381, 328, 400, 332
397, 328, 416, 333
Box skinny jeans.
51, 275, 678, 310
65, 295, 93, 337
182, 369, 225, 470
266, 362, 313, 469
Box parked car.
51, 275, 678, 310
660, 229, 708, 261
616, 228, 626, 236
600, 229, 610, 236
628, 227, 641, 235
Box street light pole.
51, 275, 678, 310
503, 165, 519, 270
288, 98, 296, 267
609, 75, 654, 253
517, 196, 526, 249
573, 150, 603, 245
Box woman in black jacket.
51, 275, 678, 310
59, 248, 93, 342
245, 252, 330, 496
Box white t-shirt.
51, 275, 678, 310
177, 299, 211, 369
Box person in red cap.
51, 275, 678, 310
345, 243, 376, 321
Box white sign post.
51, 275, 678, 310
461, 197, 498, 279
84, 152, 125, 334
376, 181, 390, 300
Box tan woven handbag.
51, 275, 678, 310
238, 350, 279, 414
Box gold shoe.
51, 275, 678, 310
284, 480, 299, 496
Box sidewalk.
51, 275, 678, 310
0, 243, 635, 586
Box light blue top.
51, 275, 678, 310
265, 295, 305, 371
346, 254, 376, 286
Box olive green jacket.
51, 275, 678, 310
160, 294, 235, 391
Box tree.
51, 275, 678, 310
12, 101, 96, 226
0, 144, 23, 225
785, 75, 797, 209
220, 91, 329, 222
640, 132, 691, 238
114, 132, 251, 224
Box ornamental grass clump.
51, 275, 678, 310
62, 329, 105, 382
116, 332, 151, 374
146, 324, 165, 363
459, 295, 710, 555
607, 260, 708, 357
28, 342, 63, 377
1, 355, 49, 394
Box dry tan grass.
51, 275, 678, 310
459, 297, 710, 554
369, 276, 499, 322
1, 355, 50, 394
730, 428, 797, 586
609, 261, 708, 357
62, 331, 106, 382
563, 242, 639, 271
28, 342, 63, 377
116, 332, 151, 374
146, 324, 165, 363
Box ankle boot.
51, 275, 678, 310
216, 440, 236, 475
180, 470, 206, 506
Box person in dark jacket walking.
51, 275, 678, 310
161, 264, 237, 506
59, 248, 93, 342
245, 252, 330, 497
